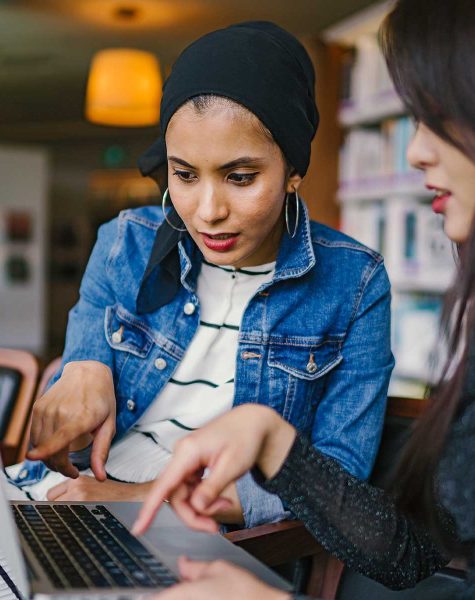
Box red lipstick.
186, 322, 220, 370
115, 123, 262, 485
427, 186, 452, 215
201, 233, 239, 252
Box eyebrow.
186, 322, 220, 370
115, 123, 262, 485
168, 156, 265, 170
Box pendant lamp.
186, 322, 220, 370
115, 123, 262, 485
85, 48, 162, 127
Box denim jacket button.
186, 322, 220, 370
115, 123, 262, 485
112, 329, 123, 343
154, 357, 167, 370
126, 399, 136, 412
184, 302, 196, 315
306, 361, 318, 374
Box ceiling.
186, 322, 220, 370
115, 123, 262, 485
0, 0, 375, 142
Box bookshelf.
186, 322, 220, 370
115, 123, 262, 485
339, 88, 404, 127
323, 1, 455, 398
338, 172, 431, 203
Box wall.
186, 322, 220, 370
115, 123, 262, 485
0, 145, 48, 353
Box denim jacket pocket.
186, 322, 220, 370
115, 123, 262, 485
267, 338, 343, 429
104, 305, 153, 358
267, 338, 343, 381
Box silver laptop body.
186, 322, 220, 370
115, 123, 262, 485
0, 463, 292, 599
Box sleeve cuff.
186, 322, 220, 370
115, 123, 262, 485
235, 470, 291, 528
252, 434, 316, 497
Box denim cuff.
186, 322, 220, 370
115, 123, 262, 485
69, 444, 92, 471
236, 470, 291, 528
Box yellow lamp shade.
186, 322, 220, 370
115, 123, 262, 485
85, 48, 162, 127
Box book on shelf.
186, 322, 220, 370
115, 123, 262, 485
341, 197, 455, 291
341, 201, 385, 254
339, 116, 416, 190
338, 31, 405, 126
349, 34, 394, 106
384, 197, 455, 289
392, 294, 443, 384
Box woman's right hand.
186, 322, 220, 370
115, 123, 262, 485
27, 360, 116, 481
133, 404, 296, 535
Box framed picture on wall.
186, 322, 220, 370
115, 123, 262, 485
5, 210, 33, 242
5, 254, 31, 284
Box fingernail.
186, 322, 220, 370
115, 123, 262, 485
131, 521, 141, 535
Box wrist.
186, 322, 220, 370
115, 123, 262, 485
64, 360, 112, 378
131, 481, 153, 501
258, 412, 296, 480
62, 361, 114, 397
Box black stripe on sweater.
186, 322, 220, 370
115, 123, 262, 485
200, 320, 239, 331
169, 419, 196, 432
169, 377, 219, 389
203, 259, 272, 276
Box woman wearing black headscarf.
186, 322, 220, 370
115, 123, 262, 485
14, 22, 393, 530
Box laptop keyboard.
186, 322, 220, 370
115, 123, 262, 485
13, 504, 177, 589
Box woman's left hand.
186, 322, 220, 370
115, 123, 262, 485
46, 475, 152, 502
156, 557, 291, 600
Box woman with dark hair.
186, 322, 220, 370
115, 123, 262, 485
5, 21, 394, 532
133, 1, 475, 598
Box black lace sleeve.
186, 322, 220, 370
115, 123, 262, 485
256, 434, 450, 591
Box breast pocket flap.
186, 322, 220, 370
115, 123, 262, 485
268, 340, 342, 381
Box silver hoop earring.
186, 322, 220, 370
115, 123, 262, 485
162, 188, 187, 232
285, 188, 300, 238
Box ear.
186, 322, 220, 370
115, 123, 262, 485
286, 170, 303, 193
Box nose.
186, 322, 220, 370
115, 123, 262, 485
407, 123, 438, 170
197, 184, 229, 224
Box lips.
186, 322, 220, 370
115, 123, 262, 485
427, 185, 452, 215
201, 232, 239, 252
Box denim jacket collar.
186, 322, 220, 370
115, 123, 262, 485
273, 199, 315, 282
178, 236, 199, 294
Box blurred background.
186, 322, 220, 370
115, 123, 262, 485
0, 0, 451, 398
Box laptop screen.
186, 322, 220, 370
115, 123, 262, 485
0, 461, 29, 599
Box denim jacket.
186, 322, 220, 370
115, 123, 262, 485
14, 201, 394, 527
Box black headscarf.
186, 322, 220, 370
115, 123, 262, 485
136, 21, 319, 314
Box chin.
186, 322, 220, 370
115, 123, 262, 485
444, 221, 469, 244
201, 248, 239, 266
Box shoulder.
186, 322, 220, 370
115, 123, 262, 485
90, 207, 165, 293
93, 206, 164, 259
308, 220, 387, 292
309, 220, 383, 262
99, 206, 164, 238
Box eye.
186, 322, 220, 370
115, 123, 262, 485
173, 169, 197, 182
227, 172, 258, 185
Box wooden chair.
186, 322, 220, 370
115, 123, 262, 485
0, 348, 39, 466
225, 520, 328, 596
15, 356, 62, 463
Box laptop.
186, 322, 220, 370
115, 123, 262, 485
0, 463, 292, 599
